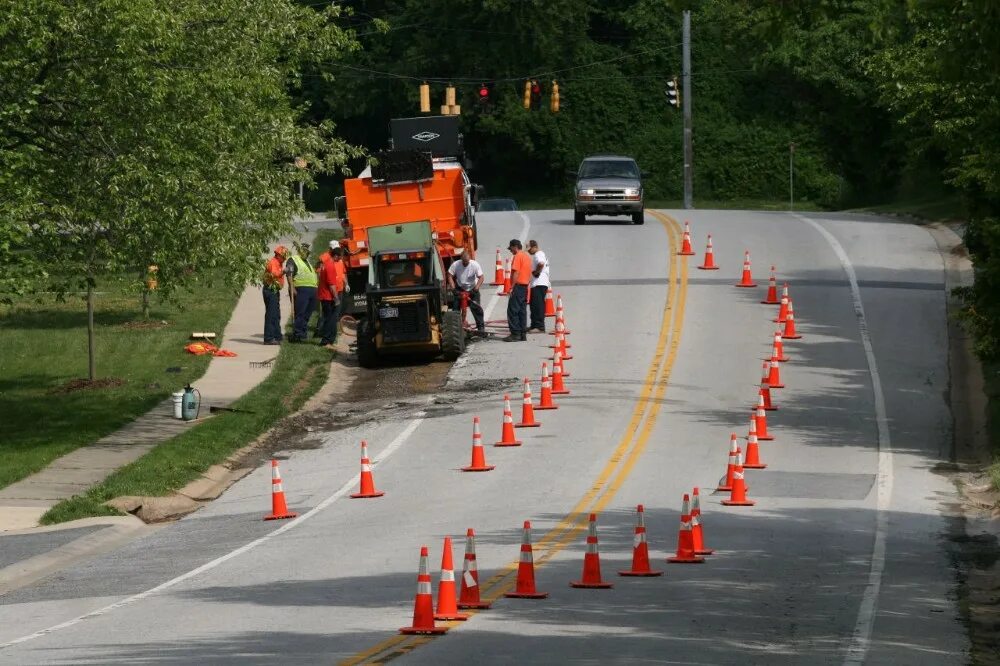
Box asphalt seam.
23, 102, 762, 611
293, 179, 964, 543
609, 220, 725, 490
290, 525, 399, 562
794, 213, 894, 666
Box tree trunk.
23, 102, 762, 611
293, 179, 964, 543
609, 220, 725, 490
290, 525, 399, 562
87, 281, 96, 381
141, 287, 150, 320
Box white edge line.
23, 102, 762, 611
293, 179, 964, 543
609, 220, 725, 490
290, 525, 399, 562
0, 212, 533, 650
794, 213, 893, 666
0, 417, 426, 650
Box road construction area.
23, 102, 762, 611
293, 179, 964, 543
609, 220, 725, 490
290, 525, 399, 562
0, 209, 970, 664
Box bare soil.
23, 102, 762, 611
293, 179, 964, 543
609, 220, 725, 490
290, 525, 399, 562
48, 377, 126, 394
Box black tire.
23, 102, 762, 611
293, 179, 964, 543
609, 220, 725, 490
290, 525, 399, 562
632, 210, 645, 225
356, 319, 379, 368
574, 210, 586, 225
441, 310, 465, 361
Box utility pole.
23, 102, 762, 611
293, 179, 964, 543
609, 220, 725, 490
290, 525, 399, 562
682, 10, 693, 210
789, 142, 796, 212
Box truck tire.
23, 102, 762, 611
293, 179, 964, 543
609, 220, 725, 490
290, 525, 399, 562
441, 310, 465, 361
357, 319, 379, 368
574, 211, 586, 225
632, 210, 645, 225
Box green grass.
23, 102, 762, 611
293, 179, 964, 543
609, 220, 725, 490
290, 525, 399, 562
40, 339, 331, 524
39, 228, 342, 524
847, 192, 966, 222
0, 280, 238, 490
984, 361, 1000, 491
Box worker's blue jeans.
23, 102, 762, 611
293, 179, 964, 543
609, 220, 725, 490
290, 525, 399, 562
320, 298, 340, 345
292, 286, 317, 341
262, 287, 282, 343
507, 284, 527, 337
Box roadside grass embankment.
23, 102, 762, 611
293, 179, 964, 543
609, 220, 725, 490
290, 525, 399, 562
0, 279, 237, 490
40, 228, 342, 524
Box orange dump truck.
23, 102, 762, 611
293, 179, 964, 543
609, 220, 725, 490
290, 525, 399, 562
336, 116, 481, 316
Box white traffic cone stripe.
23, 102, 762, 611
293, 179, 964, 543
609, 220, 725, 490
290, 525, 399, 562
441, 569, 455, 582
463, 571, 477, 587
418, 580, 432, 594
273, 482, 283, 492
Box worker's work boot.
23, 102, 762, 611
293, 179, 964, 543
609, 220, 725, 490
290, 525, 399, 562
503, 334, 519, 342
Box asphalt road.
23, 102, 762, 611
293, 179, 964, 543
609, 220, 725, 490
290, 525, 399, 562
0, 209, 968, 664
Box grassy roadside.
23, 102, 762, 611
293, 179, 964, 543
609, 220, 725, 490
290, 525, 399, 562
40, 228, 342, 524
40, 340, 331, 524
0, 280, 237, 489
985, 362, 1000, 490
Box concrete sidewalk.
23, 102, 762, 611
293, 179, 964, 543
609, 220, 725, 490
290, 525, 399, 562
0, 228, 326, 532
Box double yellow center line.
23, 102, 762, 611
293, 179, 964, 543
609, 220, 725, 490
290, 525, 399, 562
343, 210, 687, 664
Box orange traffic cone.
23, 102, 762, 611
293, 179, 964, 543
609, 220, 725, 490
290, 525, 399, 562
551, 294, 572, 335
691, 487, 714, 556
434, 536, 469, 621
491, 248, 504, 285
619, 504, 663, 576
717, 434, 739, 491
761, 266, 780, 304
515, 378, 541, 428
535, 362, 559, 410
721, 451, 755, 506
549, 317, 572, 350
458, 528, 491, 609
494, 394, 522, 447
544, 289, 556, 317
667, 494, 705, 563
735, 250, 757, 288
350, 440, 385, 498
551, 351, 570, 395
760, 360, 777, 410
498, 258, 512, 296
554, 348, 571, 378
782, 300, 802, 339
678, 220, 695, 256
755, 397, 773, 441
550, 329, 573, 361
698, 234, 719, 270
400, 546, 449, 635
767, 358, 784, 389
571, 513, 613, 588
263, 459, 298, 521
771, 329, 789, 362
774, 284, 790, 322
744, 414, 767, 469
505, 521, 549, 599
462, 416, 495, 472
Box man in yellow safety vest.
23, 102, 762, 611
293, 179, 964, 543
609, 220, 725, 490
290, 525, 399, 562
284, 243, 318, 342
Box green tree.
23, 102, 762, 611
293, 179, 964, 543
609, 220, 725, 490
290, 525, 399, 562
0, 0, 360, 379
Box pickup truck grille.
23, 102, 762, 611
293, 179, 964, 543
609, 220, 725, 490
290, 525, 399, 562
593, 189, 626, 199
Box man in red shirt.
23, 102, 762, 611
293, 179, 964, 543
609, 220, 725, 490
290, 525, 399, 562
316, 241, 342, 349
504, 238, 531, 342
262, 245, 288, 345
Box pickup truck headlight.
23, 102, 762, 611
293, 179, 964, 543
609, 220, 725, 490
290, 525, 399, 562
624, 188, 640, 197
578, 188, 595, 196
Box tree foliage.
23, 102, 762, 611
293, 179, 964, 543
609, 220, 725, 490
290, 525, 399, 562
0, 0, 360, 376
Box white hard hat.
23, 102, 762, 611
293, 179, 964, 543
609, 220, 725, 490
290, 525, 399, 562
329, 240, 339, 250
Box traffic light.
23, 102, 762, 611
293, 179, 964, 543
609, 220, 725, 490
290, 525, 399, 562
530, 80, 542, 110
550, 80, 560, 113
665, 77, 680, 108
477, 83, 493, 114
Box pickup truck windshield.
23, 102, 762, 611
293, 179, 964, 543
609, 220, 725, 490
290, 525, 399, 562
579, 161, 639, 179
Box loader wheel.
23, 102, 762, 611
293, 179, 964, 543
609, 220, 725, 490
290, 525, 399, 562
441, 310, 465, 361
357, 319, 379, 368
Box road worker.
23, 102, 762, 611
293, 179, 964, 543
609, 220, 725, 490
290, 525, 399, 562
447, 249, 485, 336
284, 243, 317, 342
504, 239, 530, 342
527, 239, 550, 333
316, 241, 341, 349
262, 245, 289, 345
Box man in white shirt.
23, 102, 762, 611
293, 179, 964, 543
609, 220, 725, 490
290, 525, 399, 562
447, 249, 486, 335
527, 239, 551, 333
